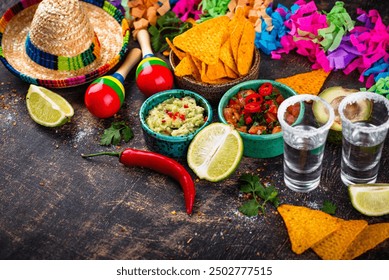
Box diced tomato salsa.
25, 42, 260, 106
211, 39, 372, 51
223, 82, 298, 135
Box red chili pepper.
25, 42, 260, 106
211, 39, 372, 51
245, 93, 263, 104
81, 148, 196, 215
244, 102, 261, 113
259, 82, 273, 96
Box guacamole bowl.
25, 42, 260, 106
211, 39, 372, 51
218, 80, 298, 158
140, 89, 213, 158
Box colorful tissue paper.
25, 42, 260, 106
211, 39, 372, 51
198, 0, 230, 21
343, 9, 389, 87
364, 76, 389, 100
255, 4, 291, 55
326, 34, 361, 70
318, 1, 354, 52
272, 0, 331, 71
172, 0, 202, 21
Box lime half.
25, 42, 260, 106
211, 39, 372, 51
26, 84, 74, 127
348, 184, 389, 216
187, 122, 243, 182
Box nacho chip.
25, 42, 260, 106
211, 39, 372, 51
278, 204, 341, 255
187, 54, 201, 81
174, 56, 193, 77
207, 60, 227, 81
225, 64, 239, 79
220, 38, 238, 74
275, 69, 331, 95
312, 219, 368, 260
166, 37, 186, 60
341, 223, 389, 260
237, 20, 255, 76
173, 16, 230, 65
229, 11, 246, 63
189, 55, 203, 81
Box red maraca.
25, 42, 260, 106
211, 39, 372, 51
85, 48, 142, 118
135, 29, 174, 97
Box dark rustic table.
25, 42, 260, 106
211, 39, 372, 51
0, 0, 388, 260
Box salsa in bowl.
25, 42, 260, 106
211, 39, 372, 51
218, 80, 298, 158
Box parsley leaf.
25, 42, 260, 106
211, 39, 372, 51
321, 200, 337, 215
239, 199, 260, 217
148, 11, 192, 52
238, 174, 280, 216
100, 121, 133, 146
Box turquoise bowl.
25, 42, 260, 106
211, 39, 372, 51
140, 89, 213, 158
218, 80, 297, 158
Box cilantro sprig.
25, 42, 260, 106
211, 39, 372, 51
100, 121, 133, 146
238, 174, 280, 217
321, 200, 337, 215
148, 11, 192, 52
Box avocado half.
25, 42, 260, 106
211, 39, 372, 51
313, 87, 371, 144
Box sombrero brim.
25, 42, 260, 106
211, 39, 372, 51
0, 0, 130, 88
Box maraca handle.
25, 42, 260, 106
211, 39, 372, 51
137, 29, 154, 58
115, 48, 142, 80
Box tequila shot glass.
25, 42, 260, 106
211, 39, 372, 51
339, 91, 389, 186
277, 94, 335, 192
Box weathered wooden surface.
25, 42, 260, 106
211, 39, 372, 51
0, 0, 388, 260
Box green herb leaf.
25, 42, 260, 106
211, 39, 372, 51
238, 199, 260, 217
147, 11, 192, 53
321, 200, 337, 215
238, 174, 280, 217
100, 121, 134, 146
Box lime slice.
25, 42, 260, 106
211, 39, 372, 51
26, 84, 74, 127
187, 122, 243, 182
348, 184, 389, 216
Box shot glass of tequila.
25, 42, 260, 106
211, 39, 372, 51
277, 95, 335, 192
339, 91, 389, 186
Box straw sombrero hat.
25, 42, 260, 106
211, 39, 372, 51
0, 0, 129, 88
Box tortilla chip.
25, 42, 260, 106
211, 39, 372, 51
174, 56, 194, 77
220, 38, 238, 74
225, 64, 239, 79
207, 60, 227, 81
278, 204, 341, 255
166, 37, 186, 61
187, 54, 201, 81
229, 13, 246, 63
173, 16, 230, 65
341, 223, 389, 260
312, 219, 368, 260
275, 69, 331, 95
237, 20, 255, 76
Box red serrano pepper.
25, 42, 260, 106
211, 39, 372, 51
81, 148, 195, 215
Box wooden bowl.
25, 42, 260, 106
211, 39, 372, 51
169, 48, 261, 105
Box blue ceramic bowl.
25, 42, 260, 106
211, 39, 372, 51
140, 89, 213, 158
218, 80, 297, 158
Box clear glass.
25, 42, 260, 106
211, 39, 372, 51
339, 91, 389, 186
277, 94, 335, 192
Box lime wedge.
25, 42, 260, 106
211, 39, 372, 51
348, 184, 389, 216
26, 84, 74, 127
187, 122, 243, 182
